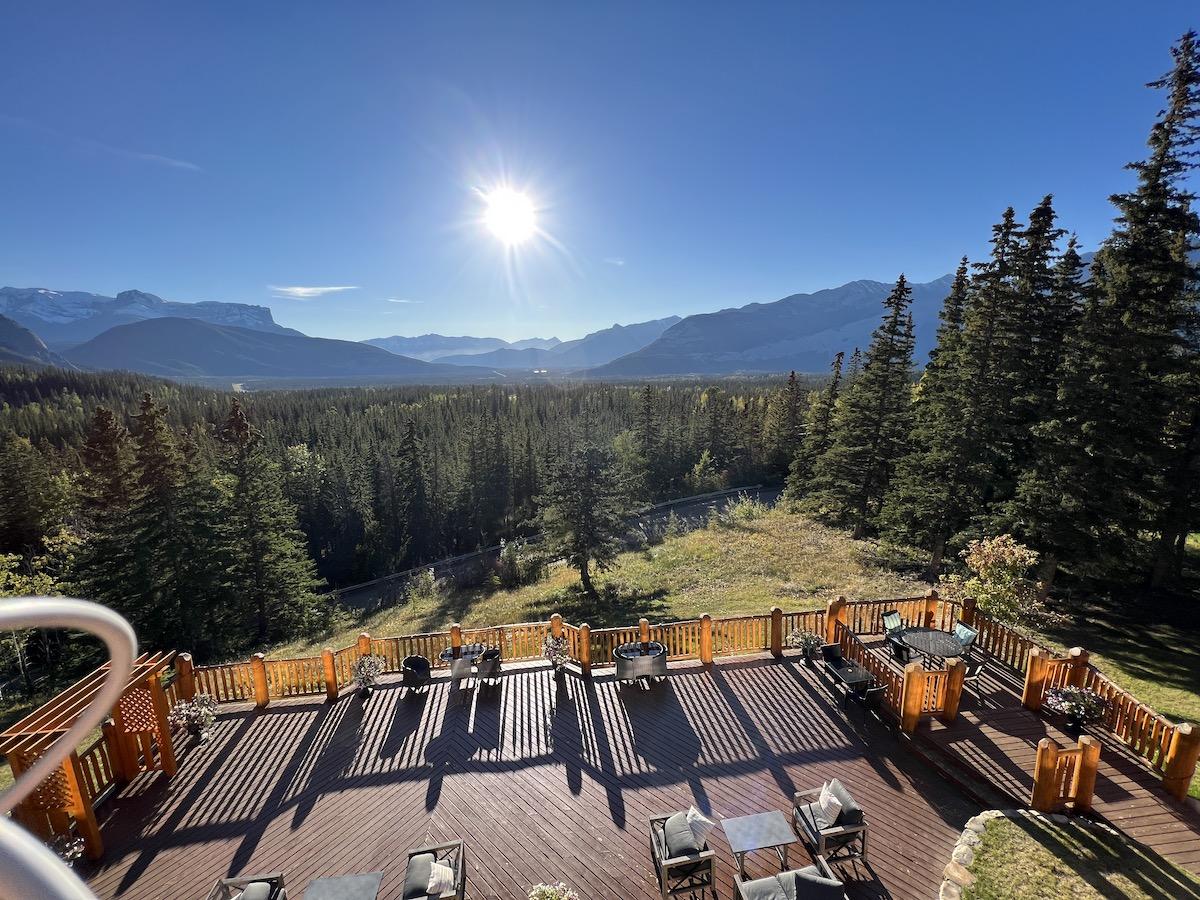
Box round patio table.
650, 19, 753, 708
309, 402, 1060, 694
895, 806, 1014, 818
900, 627, 964, 662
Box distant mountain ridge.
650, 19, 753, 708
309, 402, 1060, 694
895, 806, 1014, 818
436, 316, 683, 369
0, 313, 70, 367
0, 286, 300, 348
591, 276, 956, 376
63, 317, 490, 381
363, 333, 560, 360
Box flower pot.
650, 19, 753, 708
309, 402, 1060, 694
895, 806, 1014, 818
359, 684, 374, 701
187, 722, 203, 738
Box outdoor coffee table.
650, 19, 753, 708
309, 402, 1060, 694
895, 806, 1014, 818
723, 810, 798, 877
900, 627, 964, 665
303, 871, 383, 900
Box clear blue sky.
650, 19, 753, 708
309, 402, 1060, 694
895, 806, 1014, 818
1, 3, 1196, 342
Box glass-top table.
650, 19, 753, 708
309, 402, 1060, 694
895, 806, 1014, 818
722, 810, 798, 877
899, 627, 964, 663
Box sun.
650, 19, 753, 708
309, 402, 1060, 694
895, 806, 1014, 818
481, 187, 536, 246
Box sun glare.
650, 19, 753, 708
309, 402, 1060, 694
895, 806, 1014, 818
481, 187, 537, 246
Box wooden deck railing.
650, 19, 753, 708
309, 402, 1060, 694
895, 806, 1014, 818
1031, 736, 1101, 813
78, 728, 119, 804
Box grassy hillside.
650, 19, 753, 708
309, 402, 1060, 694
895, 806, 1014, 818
269, 505, 927, 657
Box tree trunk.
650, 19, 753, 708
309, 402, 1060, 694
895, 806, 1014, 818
579, 559, 595, 597
925, 534, 947, 582
1036, 552, 1058, 600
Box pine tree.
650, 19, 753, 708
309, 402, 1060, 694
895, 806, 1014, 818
74, 407, 135, 611
803, 276, 916, 537
783, 353, 843, 499
393, 420, 432, 564
880, 259, 978, 574
538, 444, 629, 596
765, 372, 807, 478
1014, 31, 1200, 585
218, 399, 323, 643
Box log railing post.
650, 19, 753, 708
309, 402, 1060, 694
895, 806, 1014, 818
322, 648, 338, 701
357, 632, 373, 658
252, 653, 269, 708
1066, 647, 1089, 688
699, 614, 713, 667
824, 596, 846, 645
64, 750, 104, 859
900, 662, 925, 734
1074, 736, 1101, 812
550, 613, 563, 640
1162, 723, 1200, 800
148, 673, 177, 776
770, 607, 784, 659
940, 657, 967, 725
639, 617, 651, 645
923, 589, 939, 628
960, 596, 977, 628
578, 623, 591, 676
1031, 738, 1061, 812
175, 652, 195, 702
450, 624, 462, 658
1022, 648, 1048, 711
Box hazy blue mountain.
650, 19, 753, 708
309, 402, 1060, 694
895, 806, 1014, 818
362, 334, 510, 360
64, 317, 490, 381
364, 333, 561, 360
0, 286, 301, 348
438, 316, 681, 369
591, 276, 957, 376
0, 314, 70, 367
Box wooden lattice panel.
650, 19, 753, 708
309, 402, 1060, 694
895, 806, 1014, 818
14, 750, 72, 812
118, 686, 158, 734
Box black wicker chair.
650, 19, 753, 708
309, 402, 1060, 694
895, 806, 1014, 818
402, 655, 432, 694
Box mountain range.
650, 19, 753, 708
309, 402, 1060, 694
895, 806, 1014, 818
363, 333, 561, 361
0, 286, 299, 348
2, 273, 964, 384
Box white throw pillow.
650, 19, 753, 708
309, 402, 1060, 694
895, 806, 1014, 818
686, 805, 715, 847
427, 861, 456, 895
818, 782, 843, 824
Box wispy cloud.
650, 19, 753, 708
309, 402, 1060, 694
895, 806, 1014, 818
0, 113, 202, 172
270, 285, 359, 299
603, 257, 626, 267
385, 298, 423, 304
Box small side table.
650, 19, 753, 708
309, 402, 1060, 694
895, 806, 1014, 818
723, 810, 798, 878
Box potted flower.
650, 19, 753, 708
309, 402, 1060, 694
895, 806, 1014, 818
1043, 686, 1106, 735
353, 654, 387, 700
785, 629, 823, 667
528, 883, 579, 900
542, 634, 570, 677
168, 693, 218, 742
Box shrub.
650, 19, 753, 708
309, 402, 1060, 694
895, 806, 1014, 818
940, 534, 1065, 629
406, 567, 449, 605
542, 634, 570, 668
528, 884, 579, 900
168, 693, 218, 741
496, 539, 551, 589
663, 511, 685, 539
1044, 687, 1106, 726
785, 629, 822, 657
352, 653, 387, 688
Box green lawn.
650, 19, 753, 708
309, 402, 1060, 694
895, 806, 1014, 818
267, 506, 928, 657
965, 816, 1200, 899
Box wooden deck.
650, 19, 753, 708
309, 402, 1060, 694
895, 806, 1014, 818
917, 660, 1200, 874
82, 655, 976, 900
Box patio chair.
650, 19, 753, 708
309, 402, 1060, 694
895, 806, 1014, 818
475, 648, 502, 685
852, 685, 892, 732
793, 780, 869, 864
205, 872, 287, 900
953, 622, 979, 655
733, 857, 846, 900
649, 812, 717, 900
881, 610, 913, 664
963, 654, 988, 695
403, 840, 465, 899
402, 655, 432, 694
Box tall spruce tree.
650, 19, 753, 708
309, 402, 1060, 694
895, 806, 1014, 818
803, 276, 916, 537
75, 407, 135, 612
219, 399, 323, 643
783, 352, 843, 500
538, 444, 628, 596
765, 372, 807, 478
1013, 31, 1200, 586
880, 259, 978, 575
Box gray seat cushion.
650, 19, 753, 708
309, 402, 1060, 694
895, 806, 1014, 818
235, 884, 273, 900
739, 866, 842, 900
826, 779, 863, 826
403, 853, 435, 899
663, 811, 701, 857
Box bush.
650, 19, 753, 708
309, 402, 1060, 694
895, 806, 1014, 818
495, 539, 550, 589
528, 884, 579, 900
716, 493, 770, 527
940, 534, 1065, 629
406, 567, 450, 605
